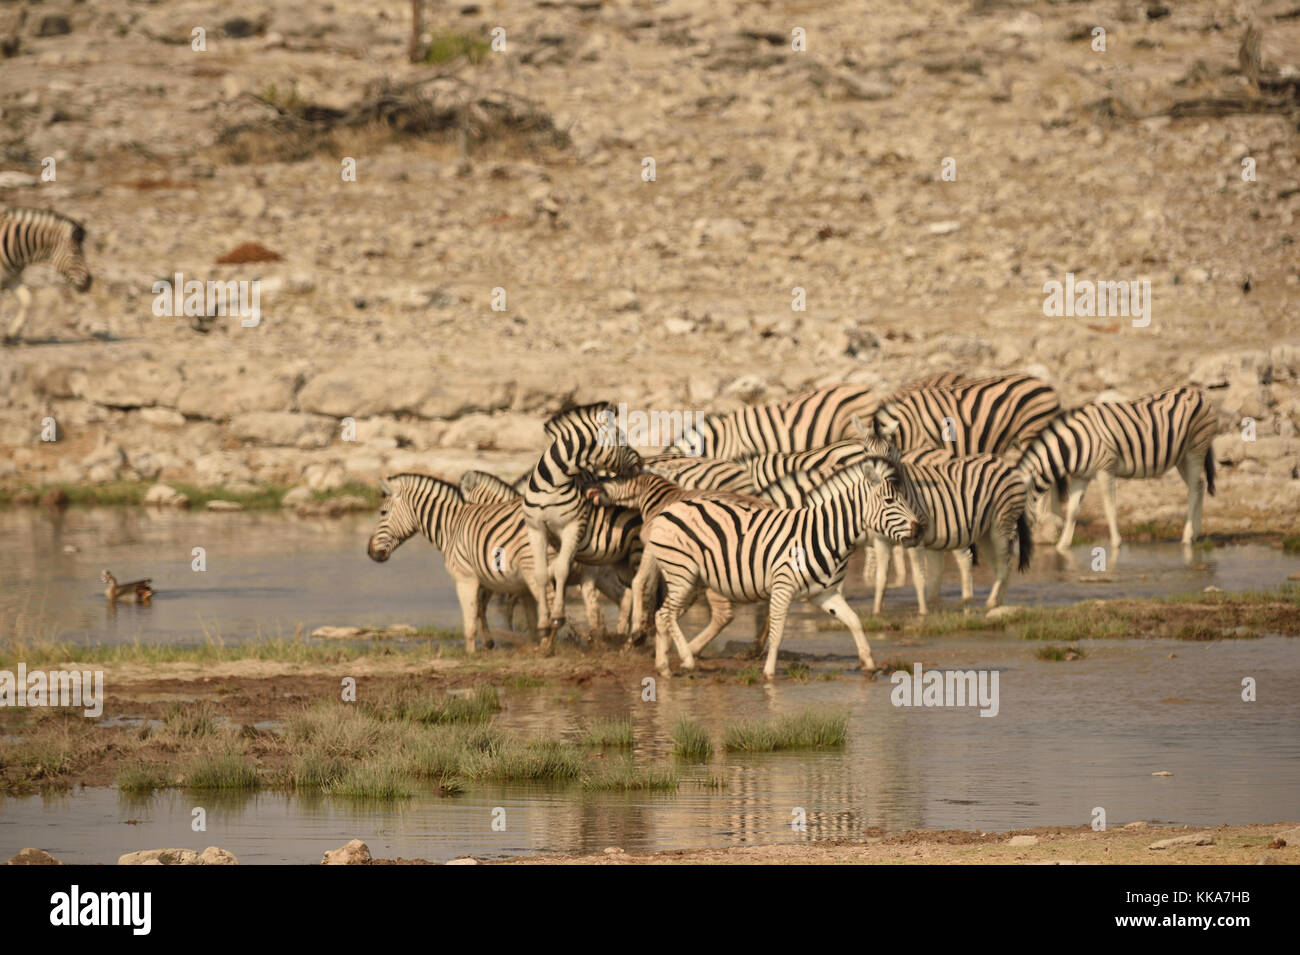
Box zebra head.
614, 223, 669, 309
858, 459, 924, 546
54, 219, 92, 292
544, 402, 642, 477
367, 474, 458, 561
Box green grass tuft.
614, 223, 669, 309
723, 709, 849, 752
670, 717, 713, 761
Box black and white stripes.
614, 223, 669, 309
2, 207, 92, 344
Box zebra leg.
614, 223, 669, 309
907, 547, 929, 615
4, 284, 33, 343
891, 544, 908, 588
685, 590, 735, 656
624, 552, 658, 650
653, 583, 698, 676
1055, 477, 1090, 553
1178, 454, 1206, 546
578, 574, 604, 644
985, 532, 1011, 609
1096, 469, 1122, 557
521, 591, 540, 642
871, 535, 892, 614
816, 590, 875, 673
746, 607, 770, 659
953, 548, 975, 602
453, 577, 482, 654
924, 550, 944, 609
525, 525, 555, 645
762, 588, 795, 680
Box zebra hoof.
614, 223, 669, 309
484, 637, 495, 650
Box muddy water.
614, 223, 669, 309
1, 508, 1298, 862
2, 508, 1299, 646
2, 635, 1298, 863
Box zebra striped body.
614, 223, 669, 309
873, 453, 1031, 614
366, 473, 548, 653
872, 374, 1060, 455
2, 207, 92, 343
642, 460, 923, 678
592, 471, 770, 651
737, 439, 871, 488
522, 403, 642, 644
643, 454, 758, 494
1015, 386, 1219, 552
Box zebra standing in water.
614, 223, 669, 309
670, 373, 966, 459
522, 403, 642, 648
641, 459, 924, 679
2, 208, 92, 344
1015, 386, 1219, 555
366, 473, 550, 653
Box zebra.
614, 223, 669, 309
2, 207, 92, 344
871, 373, 1061, 456
588, 471, 772, 654
460, 467, 642, 639
640, 459, 924, 679
756, 446, 978, 605
366, 473, 550, 653
1014, 386, 1219, 555
668, 373, 966, 459
522, 403, 643, 647
869, 451, 1033, 615
642, 453, 758, 494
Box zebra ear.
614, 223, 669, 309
875, 417, 899, 438
379, 478, 393, 497
850, 414, 870, 438
860, 462, 884, 487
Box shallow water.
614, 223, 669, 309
2, 508, 1298, 646
1, 635, 1297, 863
1, 508, 1297, 862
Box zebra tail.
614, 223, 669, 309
1205, 448, 1216, 497
969, 543, 979, 568
1017, 513, 1033, 572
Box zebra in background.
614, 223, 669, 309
641, 459, 924, 679
642, 454, 758, 494
871, 451, 1032, 615
2, 207, 92, 344
737, 439, 873, 489
522, 403, 642, 647
669, 373, 967, 460
1015, 386, 1219, 555
871, 373, 1060, 455
366, 473, 550, 653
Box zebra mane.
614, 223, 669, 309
382, 472, 462, 501
2, 206, 86, 236
459, 469, 519, 502
544, 401, 616, 438
802, 459, 886, 507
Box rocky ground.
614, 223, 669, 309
0, 0, 1297, 536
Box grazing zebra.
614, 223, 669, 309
2, 207, 92, 344
869, 451, 1032, 615
1015, 386, 1219, 554
669, 373, 966, 459
871, 373, 1061, 455
522, 403, 643, 646
641, 459, 924, 679
642, 454, 758, 494
366, 473, 549, 653
588, 471, 771, 654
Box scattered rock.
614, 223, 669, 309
445, 857, 480, 865
1148, 832, 1214, 850
6, 848, 62, 865
322, 839, 371, 865
1008, 834, 1039, 846
985, 605, 1024, 620
205, 499, 244, 512
143, 483, 190, 508
198, 846, 239, 865
119, 848, 202, 865
1150, 771, 1174, 777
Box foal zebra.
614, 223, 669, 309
642, 459, 923, 679
366, 473, 549, 653
871, 373, 1060, 455
2, 207, 92, 343
522, 403, 642, 646
1015, 386, 1219, 554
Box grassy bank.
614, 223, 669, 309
0, 480, 380, 511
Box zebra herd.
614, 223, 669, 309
366, 374, 1221, 679
1, 207, 92, 344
